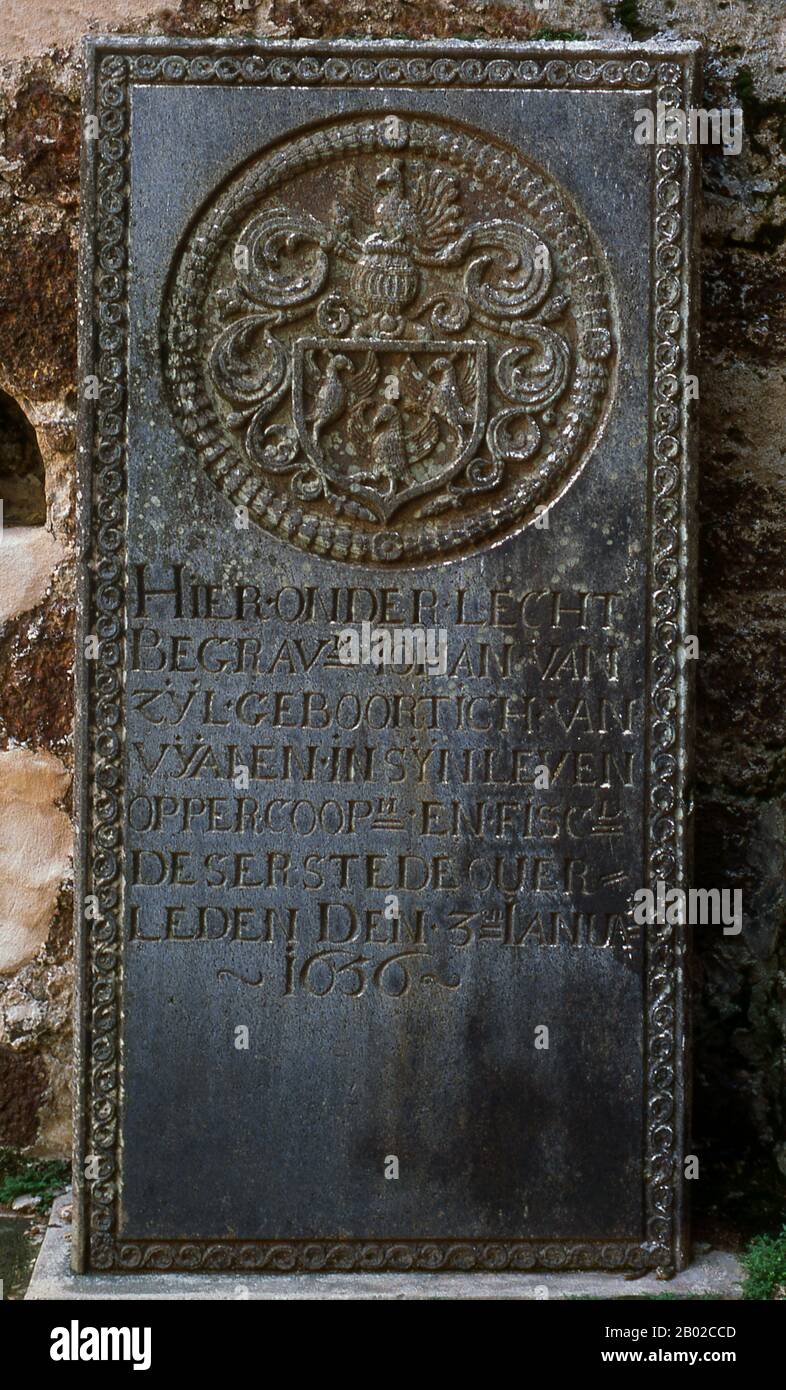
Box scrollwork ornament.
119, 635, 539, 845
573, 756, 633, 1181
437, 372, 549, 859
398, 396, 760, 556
235, 206, 331, 307
207, 316, 288, 406
487, 408, 541, 464
495, 330, 571, 412
463, 220, 553, 323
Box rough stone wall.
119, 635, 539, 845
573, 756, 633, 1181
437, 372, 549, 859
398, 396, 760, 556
0, 0, 783, 1231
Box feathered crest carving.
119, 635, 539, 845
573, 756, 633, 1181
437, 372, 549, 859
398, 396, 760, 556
333, 159, 463, 257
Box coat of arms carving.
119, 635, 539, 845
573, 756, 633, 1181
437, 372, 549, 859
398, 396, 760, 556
164, 115, 616, 564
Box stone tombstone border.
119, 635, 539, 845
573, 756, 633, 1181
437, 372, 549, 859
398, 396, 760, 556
74, 37, 699, 1276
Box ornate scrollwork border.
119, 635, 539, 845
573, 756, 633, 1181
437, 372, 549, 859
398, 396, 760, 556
74, 38, 698, 1276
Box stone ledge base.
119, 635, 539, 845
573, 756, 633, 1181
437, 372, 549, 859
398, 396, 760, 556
26, 1196, 743, 1301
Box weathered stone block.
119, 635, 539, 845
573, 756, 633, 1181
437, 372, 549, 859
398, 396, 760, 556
74, 36, 699, 1276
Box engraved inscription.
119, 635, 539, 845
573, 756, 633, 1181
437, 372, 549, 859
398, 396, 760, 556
125, 566, 643, 1006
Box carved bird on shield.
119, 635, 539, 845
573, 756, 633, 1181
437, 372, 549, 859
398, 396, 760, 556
305, 352, 353, 445
305, 350, 383, 451
357, 401, 439, 494
399, 354, 476, 449
426, 356, 476, 430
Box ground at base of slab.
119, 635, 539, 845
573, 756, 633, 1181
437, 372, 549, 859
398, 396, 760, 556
24, 1195, 744, 1301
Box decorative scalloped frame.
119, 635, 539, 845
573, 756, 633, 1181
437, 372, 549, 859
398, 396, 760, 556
74, 37, 699, 1277
162, 113, 616, 565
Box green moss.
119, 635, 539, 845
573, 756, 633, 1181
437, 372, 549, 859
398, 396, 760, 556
734, 66, 786, 153
532, 29, 587, 41
734, 67, 757, 117
614, 0, 639, 33
609, 0, 656, 40
741, 1227, 786, 1300
0, 1147, 70, 1208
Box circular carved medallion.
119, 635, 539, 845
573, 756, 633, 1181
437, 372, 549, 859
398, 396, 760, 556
163, 114, 616, 564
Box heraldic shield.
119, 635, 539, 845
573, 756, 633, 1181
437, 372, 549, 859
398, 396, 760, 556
292, 338, 489, 523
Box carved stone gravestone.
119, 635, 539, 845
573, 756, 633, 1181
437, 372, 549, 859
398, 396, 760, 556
75, 38, 698, 1276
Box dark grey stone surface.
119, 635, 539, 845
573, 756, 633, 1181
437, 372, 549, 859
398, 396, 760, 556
74, 38, 699, 1275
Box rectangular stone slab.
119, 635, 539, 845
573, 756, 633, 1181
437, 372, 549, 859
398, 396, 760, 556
74, 37, 699, 1276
